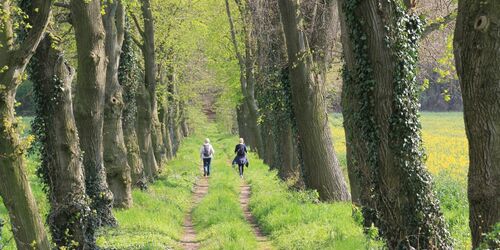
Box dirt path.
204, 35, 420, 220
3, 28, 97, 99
181, 175, 209, 250
240, 183, 273, 250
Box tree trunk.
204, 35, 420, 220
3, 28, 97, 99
71, 0, 116, 226
141, 0, 166, 169
453, 1, 500, 248
225, 0, 263, 155
0, 94, 52, 250
136, 82, 158, 181
102, 0, 132, 208
31, 35, 95, 248
236, 104, 248, 142
303, 0, 339, 87
277, 0, 350, 201
120, 27, 146, 189
0, 0, 51, 248
338, 0, 452, 248
160, 102, 174, 159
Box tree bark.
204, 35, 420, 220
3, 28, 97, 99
338, 0, 452, 248
31, 35, 95, 249
120, 26, 146, 189
160, 101, 174, 159
0, 0, 51, 248
136, 81, 158, 181
141, 0, 166, 169
277, 0, 350, 201
102, 0, 132, 208
453, 1, 500, 248
225, 0, 264, 155
71, 0, 116, 226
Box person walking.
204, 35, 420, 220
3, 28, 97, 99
233, 138, 248, 178
200, 138, 215, 177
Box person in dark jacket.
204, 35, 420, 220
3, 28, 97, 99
233, 138, 248, 178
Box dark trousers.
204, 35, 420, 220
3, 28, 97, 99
238, 164, 244, 176
203, 158, 211, 176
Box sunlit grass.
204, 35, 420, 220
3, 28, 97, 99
245, 155, 381, 250
96, 133, 203, 249
191, 133, 259, 250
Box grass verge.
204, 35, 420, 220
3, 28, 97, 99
245, 155, 382, 250
96, 133, 203, 249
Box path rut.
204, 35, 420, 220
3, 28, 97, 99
240, 183, 273, 250
181, 175, 209, 250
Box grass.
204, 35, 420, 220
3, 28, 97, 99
96, 130, 204, 249
329, 112, 470, 249
245, 155, 381, 249
191, 130, 259, 250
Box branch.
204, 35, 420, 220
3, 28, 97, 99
130, 33, 143, 49
421, 9, 457, 38
130, 12, 145, 38
14, 0, 52, 67
116, 1, 125, 47
225, 0, 245, 67
54, 2, 70, 9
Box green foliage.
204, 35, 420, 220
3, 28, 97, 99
245, 155, 382, 250
14, 80, 35, 116
478, 223, 500, 250
0, 218, 3, 248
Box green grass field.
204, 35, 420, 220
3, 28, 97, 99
0, 113, 470, 249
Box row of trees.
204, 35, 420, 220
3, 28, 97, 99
0, 0, 191, 248
224, 0, 498, 249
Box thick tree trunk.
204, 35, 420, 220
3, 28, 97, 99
0, 1, 51, 248
71, 0, 116, 226
136, 82, 158, 181
278, 0, 350, 201
338, 0, 452, 248
102, 0, 132, 208
32, 35, 95, 248
236, 104, 248, 141
0, 93, 51, 250
453, 1, 500, 248
276, 126, 299, 180
120, 28, 146, 189
141, 0, 166, 169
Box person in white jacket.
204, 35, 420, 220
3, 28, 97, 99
200, 138, 215, 176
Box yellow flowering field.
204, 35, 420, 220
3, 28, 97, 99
330, 112, 468, 181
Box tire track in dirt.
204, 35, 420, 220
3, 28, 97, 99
181, 175, 209, 250
240, 183, 273, 250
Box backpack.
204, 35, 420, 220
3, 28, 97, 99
203, 144, 211, 157
237, 145, 246, 156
